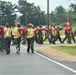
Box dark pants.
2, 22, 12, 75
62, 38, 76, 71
71, 34, 76, 43
38, 33, 43, 44
0, 36, 3, 51
26, 37, 34, 53
63, 33, 70, 43
53, 34, 62, 43
43, 33, 50, 43
34, 35, 38, 43
14, 37, 21, 50
4, 37, 11, 53
49, 33, 54, 43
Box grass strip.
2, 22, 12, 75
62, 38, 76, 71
50, 46, 76, 56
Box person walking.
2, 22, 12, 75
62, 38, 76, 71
26, 23, 34, 53
52, 27, 62, 44
69, 27, 76, 43
49, 26, 54, 43
63, 26, 71, 43
43, 27, 50, 43
0, 25, 4, 52
13, 24, 21, 54
4, 23, 12, 54
37, 26, 43, 44
34, 28, 38, 43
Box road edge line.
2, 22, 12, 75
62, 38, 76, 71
21, 45, 76, 74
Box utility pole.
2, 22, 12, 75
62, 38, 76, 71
25, 12, 28, 26
47, 0, 49, 30
23, 1, 28, 26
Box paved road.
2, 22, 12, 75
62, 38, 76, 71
0, 44, 76, 75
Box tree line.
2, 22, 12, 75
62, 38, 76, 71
50, 5, 76, 26
0, 0, 76, 27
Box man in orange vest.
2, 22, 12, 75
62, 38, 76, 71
26, 23, 34, 53
4, 23, 12, 54
14, 24, 21, 54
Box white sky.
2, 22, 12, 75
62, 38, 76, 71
2, 0, 75, 13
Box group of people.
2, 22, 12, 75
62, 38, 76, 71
0, 23, 35, 54
0, 22, 76, 54
34, 25, 76, 44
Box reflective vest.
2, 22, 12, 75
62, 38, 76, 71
26, 28, 34, 38
52, 28, 55, 36
14, 27, 20, 38
4, 27, 11, 38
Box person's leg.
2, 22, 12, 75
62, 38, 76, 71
52, 35, 57, 44
31, 37, 34, 53
43, 33, 47, 42
0, 37, 3, 52
72, 35, 76, 43
4, 37, 9, 54
63, 35, 67, 43
35, 35, 38, 43
16, 37, 21, 53
58, 35, 62, 43
18, 37, 21, 51
68, 34, 72, 43
7, 37, 11, 54
14, 38, 19, 53
27, 38, 31, 53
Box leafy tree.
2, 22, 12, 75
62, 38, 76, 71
50, 11, 57, 25
66, 10, 76, 24
50, 3, 76, 26
70, 2, 76, 13
0, 1, 17, 25
54, 5, 67, 24
70, 2, 76, 22
18, 0, 46, 26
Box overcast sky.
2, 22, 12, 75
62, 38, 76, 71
2, 0, 75, 13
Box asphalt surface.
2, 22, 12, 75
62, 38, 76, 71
0, 43, 76, 75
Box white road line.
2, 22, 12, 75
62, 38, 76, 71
21, 45, 76, 74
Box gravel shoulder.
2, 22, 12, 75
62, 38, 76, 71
35, 46, 76, 62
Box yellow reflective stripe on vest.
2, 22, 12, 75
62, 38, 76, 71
4, 28, 11, 38
14, 27, 20, 36
26, 28, 34, 38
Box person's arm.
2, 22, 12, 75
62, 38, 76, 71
18, 28, 21, 35
11, 29, 12, 37
2, 27, 4, 37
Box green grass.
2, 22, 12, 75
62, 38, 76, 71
50, 46, 76, 56
72, 24, 76, 31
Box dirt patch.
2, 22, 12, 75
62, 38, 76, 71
35, 46, 76, 62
